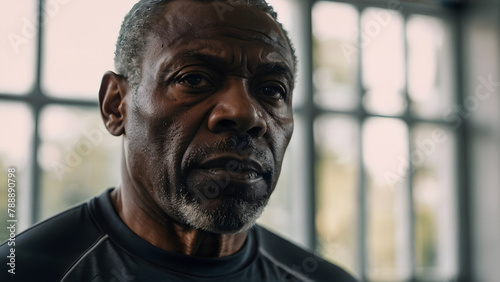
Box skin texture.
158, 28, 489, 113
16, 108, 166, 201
99, 0, 295, 258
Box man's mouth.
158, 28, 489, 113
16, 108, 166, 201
197, 155, 266, 183
185, 154, 270, 201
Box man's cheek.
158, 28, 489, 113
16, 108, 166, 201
268, 123, 292, 149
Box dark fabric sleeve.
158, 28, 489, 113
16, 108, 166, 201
256, 226, 359, 282
0, 204, 103, 282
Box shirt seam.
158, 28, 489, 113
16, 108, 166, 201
60, 234, 110, 282
259, 246, 313, 282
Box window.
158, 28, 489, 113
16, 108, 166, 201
261, 1, 463, 281
0, 0, 135, 228
0, 1, 465, 281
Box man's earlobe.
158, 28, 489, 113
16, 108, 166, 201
99, 71, 128, 136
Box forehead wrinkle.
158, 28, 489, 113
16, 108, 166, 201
182, 50, 251, 78
195, 25, 288, 50
153, 36, 293, 81
157, 18, 289, 53
152, 42, 228, 80
180, 37, 290, 67
199, 25, 290, 57
181, 41, 236, 70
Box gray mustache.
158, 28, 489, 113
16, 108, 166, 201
185, 135, 273, 172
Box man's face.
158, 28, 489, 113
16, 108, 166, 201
124, 0, 295, 234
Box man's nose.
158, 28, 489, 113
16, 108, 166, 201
207, 79, 267, 137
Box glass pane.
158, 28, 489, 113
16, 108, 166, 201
411, 124, 457, 280
267, 0, 306, 107
362, 8, 406, 116
0, 102, 33, 242
408, 15, 454, 119
363, 118, 411, 281
313, 2, 359, 110
258, 115, 308, 247
0, 1, 36, 94
42, 0, 137, 99
314, 115, 359, 276
39, 106, 121, 220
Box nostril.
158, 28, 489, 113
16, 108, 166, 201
214, 119, 264, 136
208, 102, 267, 135
218, 119, 238, 130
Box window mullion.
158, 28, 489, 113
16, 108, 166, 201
31, 0, 45, 224
303, 0, 317, 251
453, 8, 472, 281
402, 11, 417, 281
356, 5, 368, 280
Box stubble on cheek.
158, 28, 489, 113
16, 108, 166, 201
124, 103, 181, 211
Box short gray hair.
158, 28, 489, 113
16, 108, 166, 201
114, 0, 297, 91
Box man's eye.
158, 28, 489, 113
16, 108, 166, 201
257, 85, 286, 100
177, 74, 212, 88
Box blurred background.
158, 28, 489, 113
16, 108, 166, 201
1, 0, 499, 281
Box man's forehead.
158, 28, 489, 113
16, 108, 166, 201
151, 0, 290, 52
160, 40, 294, 78
141, 0, 295, 76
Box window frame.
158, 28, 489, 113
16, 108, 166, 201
301, 0, 470, 280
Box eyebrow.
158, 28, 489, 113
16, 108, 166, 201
181, 51, 228, 70
181, 51, 295, 80
256, 62, 295, 82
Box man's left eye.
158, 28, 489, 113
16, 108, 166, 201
257, 85, 286, 100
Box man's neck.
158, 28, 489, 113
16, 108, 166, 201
110, 186, 248, 258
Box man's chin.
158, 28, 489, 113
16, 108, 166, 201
176, 197, 267, 234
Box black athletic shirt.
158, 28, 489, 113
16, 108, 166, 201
0, 189, 357, 281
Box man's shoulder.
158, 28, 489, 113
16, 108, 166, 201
0, 200, 104, 281
4, 201, 103, 252
255, 225, 358, 282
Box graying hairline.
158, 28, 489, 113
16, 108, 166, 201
114, 0, 297, 93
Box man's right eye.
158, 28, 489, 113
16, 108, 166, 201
177, 74, 212, 88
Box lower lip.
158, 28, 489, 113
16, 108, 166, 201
188, 168, 269, 201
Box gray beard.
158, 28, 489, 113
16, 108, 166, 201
171, 188, 268, 234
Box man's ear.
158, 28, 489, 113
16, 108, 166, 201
99, 71, 129, 136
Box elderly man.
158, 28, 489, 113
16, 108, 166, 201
1, 0, 356, 281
